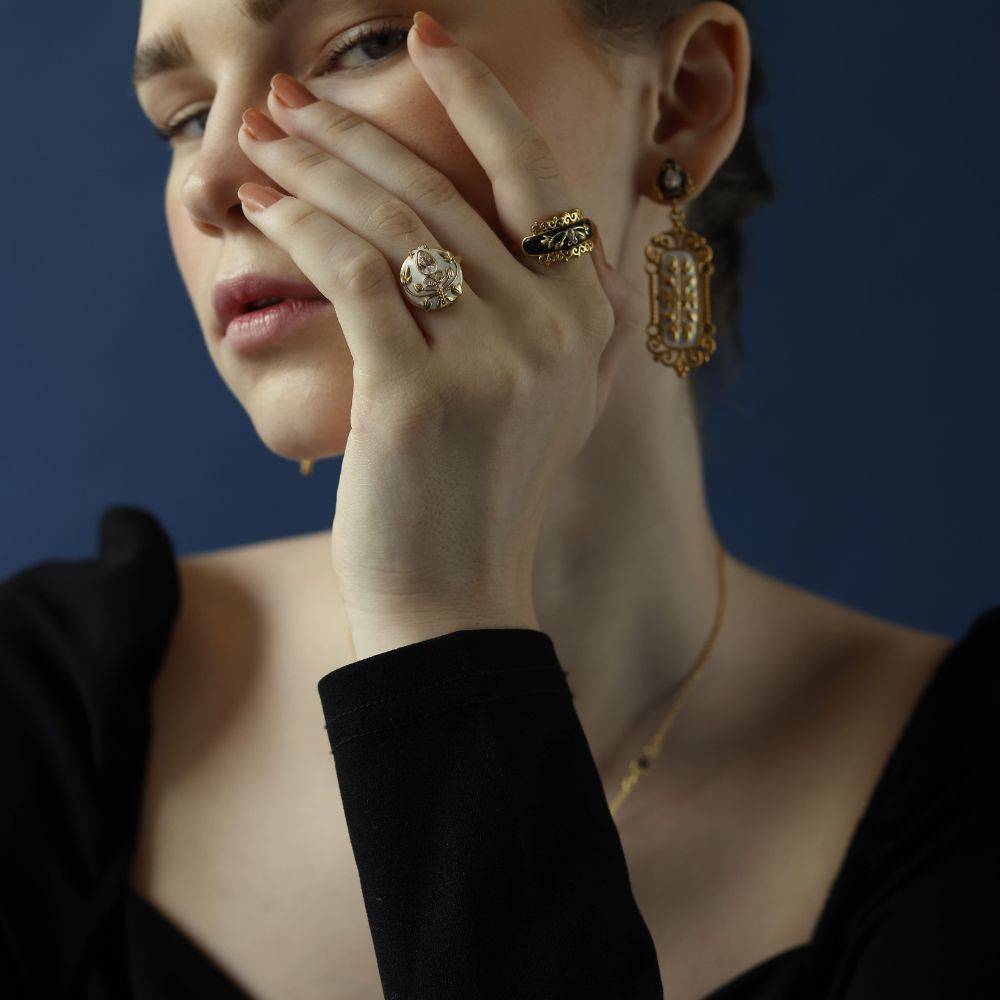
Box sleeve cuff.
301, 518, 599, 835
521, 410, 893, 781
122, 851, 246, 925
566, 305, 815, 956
316, 627, 569, 750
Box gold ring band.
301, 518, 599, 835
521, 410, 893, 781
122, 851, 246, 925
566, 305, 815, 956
399, 245, 464, 311
520, 208, 595, 266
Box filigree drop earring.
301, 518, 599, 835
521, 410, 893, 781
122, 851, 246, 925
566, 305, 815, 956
644, 159, 717, 378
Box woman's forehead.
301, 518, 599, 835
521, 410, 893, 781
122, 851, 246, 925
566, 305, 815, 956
134, 0, 368, 87
137, 0, 344, 46
141, 0, 301, 30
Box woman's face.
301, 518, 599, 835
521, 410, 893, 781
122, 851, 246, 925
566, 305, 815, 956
134, 0, 649, 462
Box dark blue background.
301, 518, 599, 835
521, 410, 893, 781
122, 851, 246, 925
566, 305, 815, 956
3, 2, 997, 637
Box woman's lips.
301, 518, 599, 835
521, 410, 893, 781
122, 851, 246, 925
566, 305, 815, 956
223, 296, 332, 353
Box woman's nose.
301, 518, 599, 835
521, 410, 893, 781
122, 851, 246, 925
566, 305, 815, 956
180, 102, 279, 232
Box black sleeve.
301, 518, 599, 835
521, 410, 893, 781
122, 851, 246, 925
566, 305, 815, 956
316, 627, 663, 1000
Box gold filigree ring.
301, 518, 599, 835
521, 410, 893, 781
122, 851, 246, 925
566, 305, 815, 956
520, 208, 595, 266
399, 245, 464, 312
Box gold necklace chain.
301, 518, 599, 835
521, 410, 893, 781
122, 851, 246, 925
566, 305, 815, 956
607, 537, 728, 819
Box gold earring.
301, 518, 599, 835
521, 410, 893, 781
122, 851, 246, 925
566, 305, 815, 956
299, 459, 314, 476
644, 159, 717, 378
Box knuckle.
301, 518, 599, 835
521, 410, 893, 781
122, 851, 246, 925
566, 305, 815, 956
487, 358, 524, 406
401, 167, 457, 209
292, 146, 330, 175
517, 319, 572, 377
286, 205, 327, 239
364, 197, 424, 240
460, 60, 496, 95
337, 249, 390, 295
510, 129, 561, 182
318, 106, 366, 143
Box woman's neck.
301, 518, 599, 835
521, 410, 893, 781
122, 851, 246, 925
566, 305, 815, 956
532, 322, 726, 778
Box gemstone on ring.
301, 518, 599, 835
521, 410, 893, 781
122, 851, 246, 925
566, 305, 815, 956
399, 245, 464, 311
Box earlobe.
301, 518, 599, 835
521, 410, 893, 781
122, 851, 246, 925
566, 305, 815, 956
651, 1, 751, 191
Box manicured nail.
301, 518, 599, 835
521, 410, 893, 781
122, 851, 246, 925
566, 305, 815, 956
271, 72, 319, 109
237, 182, 284, 213
241, 107, 286, 142
413, 11, 456, 47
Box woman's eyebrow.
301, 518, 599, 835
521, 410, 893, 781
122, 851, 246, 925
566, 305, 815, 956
132, 0, 305, 90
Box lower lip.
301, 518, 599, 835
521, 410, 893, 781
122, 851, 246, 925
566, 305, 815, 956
223, 297, 332, 353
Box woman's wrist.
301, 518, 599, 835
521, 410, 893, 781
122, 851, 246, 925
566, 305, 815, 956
345, 603, 542, 662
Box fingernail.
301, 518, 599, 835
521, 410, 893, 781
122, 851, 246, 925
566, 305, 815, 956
241, 107, 286, 142
237, 182, 284, 213
413, 11, 456, 47
271, 72, 319, 109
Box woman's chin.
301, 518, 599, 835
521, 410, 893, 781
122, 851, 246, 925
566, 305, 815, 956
249, 407, 351, 464
226, 358, 355, 462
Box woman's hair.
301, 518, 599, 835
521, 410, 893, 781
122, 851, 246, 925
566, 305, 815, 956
566, 0, 776, 424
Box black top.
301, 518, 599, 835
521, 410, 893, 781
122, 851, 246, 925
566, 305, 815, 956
1, 506, 998, 999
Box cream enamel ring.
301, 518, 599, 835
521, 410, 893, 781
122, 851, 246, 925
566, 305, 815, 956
399, 245, 464, 311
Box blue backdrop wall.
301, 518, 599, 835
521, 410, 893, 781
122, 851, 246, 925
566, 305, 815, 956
2, 2, 997, 638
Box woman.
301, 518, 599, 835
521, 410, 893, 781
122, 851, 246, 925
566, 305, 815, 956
2, 1, 996, 998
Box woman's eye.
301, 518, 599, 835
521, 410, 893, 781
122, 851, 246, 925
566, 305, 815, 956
317, 23, 411, 75
155, 107, 209, 144
151, 20, 408, 146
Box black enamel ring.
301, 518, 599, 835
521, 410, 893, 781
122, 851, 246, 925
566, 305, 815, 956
520, 208, 596, 266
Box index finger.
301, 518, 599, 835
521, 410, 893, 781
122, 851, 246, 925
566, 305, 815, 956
408, 12, 601, 287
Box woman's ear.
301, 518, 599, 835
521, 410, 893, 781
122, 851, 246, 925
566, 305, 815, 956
646, 1, 751, 193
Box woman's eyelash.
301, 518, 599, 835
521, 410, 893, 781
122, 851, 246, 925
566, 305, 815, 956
317, 22, 411, 76
155, 109, 208, 143
153, 21, 410, 143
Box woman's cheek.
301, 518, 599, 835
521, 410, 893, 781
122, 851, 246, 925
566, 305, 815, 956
402, 110, 501, 234
165, 177, 199, 306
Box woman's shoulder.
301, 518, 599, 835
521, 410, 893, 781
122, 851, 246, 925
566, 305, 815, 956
160, 523, 351, 696
170, 523, 336, 637
174, 522, 330, 585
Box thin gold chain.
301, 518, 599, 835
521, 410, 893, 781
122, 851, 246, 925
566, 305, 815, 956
607, 537, 728, 819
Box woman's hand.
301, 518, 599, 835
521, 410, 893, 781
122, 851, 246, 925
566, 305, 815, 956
236, 13, 637, 659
